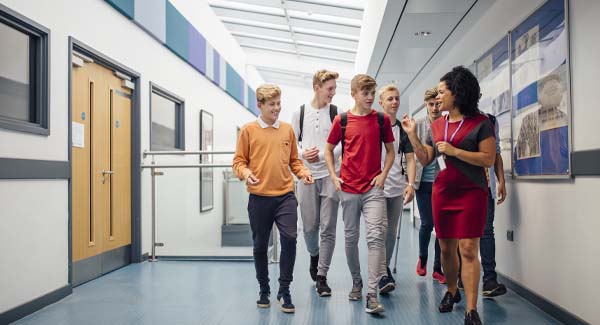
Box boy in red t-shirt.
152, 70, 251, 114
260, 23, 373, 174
324, 74, 395, 314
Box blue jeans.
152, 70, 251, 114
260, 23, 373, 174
480, 190, 497, 283
415, 182, 441, 271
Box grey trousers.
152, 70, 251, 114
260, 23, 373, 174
384, 196, 404, 267
339, 187, 386, 294
297, 176, 340, 276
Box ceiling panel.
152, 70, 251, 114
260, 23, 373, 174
379, 48, 434, 74
404, 0, 475, 14
211, 7, 288, 25
224, 22, 292, 39
284, 1, 364, 20
298, 46, 356, 61
389, 13, 462, 49
237, 37, 297, 52
213, 0, 364, 19
289, 18, 361, 36
294, 32, 358, 49
211, 0, 363, 89
241, 44, 297, 55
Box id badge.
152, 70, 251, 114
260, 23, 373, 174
437, 156, 447, 171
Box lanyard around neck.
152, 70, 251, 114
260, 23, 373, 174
444, 117, 465, 144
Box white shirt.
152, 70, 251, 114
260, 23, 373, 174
381, 121, 408, 198
257, 116, 280, 129
291, 102, 341, 179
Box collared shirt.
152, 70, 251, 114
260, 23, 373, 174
291, 103, 341, 179
232, 120, 309, 196
258, 116, 280, 129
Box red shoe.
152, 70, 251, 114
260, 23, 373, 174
416, 258, 426, 276
432, 271, 447, 284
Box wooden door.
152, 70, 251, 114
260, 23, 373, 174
71, 57, 132, 284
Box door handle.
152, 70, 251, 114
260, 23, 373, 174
101, 170, 115, 184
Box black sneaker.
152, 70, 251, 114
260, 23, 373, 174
256, 292, 270, 308
316, 275, 332, 297
386, 267, 396, 283
277, 292, 295, 313
458, 278, 464, 291
309, 254, 319, 281
378, 275, 396, 294
464, 309, 482, 325
438, 290, 461, 313
483, 280, 507, 297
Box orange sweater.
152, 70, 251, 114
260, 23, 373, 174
233, 120, 310, 196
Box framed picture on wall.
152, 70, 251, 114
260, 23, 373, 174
200, 110, 214, 212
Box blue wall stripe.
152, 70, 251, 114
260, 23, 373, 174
213, 50, 220, 86
226, 63, 243, 104
165, 1, 189, 61
188, 24, 206, 74
104, 0, 257, 116
106, 0, 134, 19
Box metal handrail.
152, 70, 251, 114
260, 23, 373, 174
141, 150, 278, 263
141, 164, 232, 169
143, 150, 233, 262
143, 150, 234, 157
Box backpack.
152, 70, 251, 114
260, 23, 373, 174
340, 111, 385, 158
297, 104, 338, 142
486, 113, 497, 135
392, 120, 408, 175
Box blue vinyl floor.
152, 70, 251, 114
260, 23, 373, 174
14, 212, 559, 324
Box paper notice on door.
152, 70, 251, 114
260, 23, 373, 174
72, 122, 84, 148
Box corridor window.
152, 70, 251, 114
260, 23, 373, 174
150, 83, 185, 150
0, 6, 49, 135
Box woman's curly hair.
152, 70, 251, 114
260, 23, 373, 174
440, 66, 480, 117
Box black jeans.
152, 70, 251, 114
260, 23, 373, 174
480, 190, 497, 283
248, 192, 298, 295
415, 182, 441, 271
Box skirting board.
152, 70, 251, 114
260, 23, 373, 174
497, 272, 589, 324
0, 285, 72, 324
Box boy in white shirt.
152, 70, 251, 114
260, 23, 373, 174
291, 70, 342, 296
377, 85, 416, 293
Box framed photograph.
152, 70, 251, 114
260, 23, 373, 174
200, 110, 214, 212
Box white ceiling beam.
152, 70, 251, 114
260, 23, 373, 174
240, 43, 355, 63
245, 49, 355, 78
232, 31, 357, 53
209, 0, 364, 20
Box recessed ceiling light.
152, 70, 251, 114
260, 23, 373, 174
414, 31, 432, 37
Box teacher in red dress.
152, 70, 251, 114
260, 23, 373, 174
401, 66, 496, 325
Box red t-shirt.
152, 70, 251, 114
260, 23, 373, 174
327, 109, 395, 194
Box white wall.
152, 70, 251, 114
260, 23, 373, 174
277, 84, 355, 125
0, 180, 68, 313
405, 0, 600, 323
0, 0, 263, 314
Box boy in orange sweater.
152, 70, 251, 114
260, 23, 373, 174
233, 84, 314, 313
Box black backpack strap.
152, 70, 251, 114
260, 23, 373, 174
377, 112, 384, 156
340, 112, 348, 158
329, 104, 338, 122
486, 113, 497, 136
298, 104, 305, 142
487, 113, 496, 126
